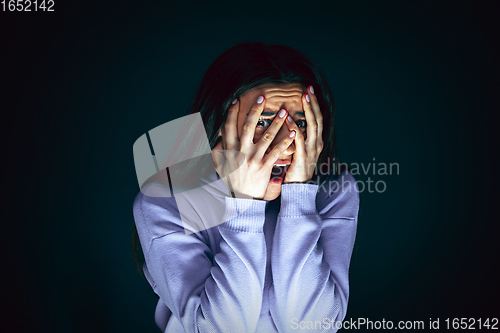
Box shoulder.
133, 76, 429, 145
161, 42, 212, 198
315, 169, 360, 220
133, 180, 229, 237
133, 182, 185, 238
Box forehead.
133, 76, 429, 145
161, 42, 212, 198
242, 83, 306, 111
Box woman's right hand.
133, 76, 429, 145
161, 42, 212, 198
211, 95, 296, 200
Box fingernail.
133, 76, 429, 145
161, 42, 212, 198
287, 115, 293, 123
289, 130, 296, 138
305, 94, 310, 103
231, 98, 237, 104
278, 109, 287, 118
309, 86, 315, 94
256, 95, 264, 104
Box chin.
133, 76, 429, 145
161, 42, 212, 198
263, 183, 282, 201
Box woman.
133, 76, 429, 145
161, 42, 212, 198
132, 42, 359, 332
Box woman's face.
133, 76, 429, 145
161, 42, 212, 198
219, 83, 308, 201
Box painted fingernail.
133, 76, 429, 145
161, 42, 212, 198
287, 115, 293, 123
289, 130, 296, 138
231, 98, 237, 104
278, 109, 287, 118
305, 94, 310, 103
256, 95, 264, 104
309, 86, 315, 94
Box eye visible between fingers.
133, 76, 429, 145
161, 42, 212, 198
256, 118, 273, 128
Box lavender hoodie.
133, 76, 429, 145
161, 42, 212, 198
133, 169, 359, 333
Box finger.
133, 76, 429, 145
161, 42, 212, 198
212, 138, 223, 151
302, 92, 317, 152
254, 108, 288, 158
211, 139, 224, 171
263, 128, 296, 167
284, 114, 306, 159
240, 95, 265, 148
223, 99, 240, 150
308, 86, 324, 145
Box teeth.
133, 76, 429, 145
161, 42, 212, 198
274, 164, 287, 167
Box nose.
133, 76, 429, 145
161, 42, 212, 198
266, 121, 296, 156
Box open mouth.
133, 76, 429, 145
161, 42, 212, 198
270, 164, 290, 184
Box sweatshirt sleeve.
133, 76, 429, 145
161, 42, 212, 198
133, 183, 268, 333
269, 171, 359, 332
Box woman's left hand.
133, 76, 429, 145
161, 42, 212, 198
283, 86, 324, 184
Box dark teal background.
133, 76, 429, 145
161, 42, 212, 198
2, 1, 498, 332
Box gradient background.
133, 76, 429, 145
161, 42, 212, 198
1, 1, 498, 332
